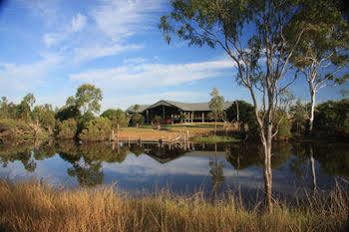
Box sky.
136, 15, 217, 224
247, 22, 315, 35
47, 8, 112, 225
0, 0, 346, 111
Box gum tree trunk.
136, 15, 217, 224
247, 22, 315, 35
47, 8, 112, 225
262, 125, 273, 212
309, 86, 316, 133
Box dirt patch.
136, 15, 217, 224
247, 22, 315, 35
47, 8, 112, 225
117, 123, 238, 142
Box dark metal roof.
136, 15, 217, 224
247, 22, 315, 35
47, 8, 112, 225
126, 100, 234, 113
125, 104, 150, 113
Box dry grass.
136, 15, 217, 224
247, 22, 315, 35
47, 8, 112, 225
118, 123, 238, 142
0, 180, 347, 232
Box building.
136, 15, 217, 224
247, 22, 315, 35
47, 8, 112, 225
126, 100, 234, 124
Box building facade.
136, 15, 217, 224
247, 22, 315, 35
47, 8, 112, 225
126, 100, 234, 124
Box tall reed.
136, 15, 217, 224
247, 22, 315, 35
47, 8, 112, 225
0, 180, 347, 232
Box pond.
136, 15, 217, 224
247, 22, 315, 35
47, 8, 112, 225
0, 140, 348, 201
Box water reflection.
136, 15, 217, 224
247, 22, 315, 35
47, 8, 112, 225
0, 140, 348, 197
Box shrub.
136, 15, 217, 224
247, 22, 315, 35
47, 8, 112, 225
311, 99, 349, 138
56, 119, 78, 139
130, 114, 144, 127
101, 109, 130, 128
274, 110, 292, 140
226, 100, 258, 134
79, 117, 112, 141
0, 119, 47, 141
289, 101, 309, 136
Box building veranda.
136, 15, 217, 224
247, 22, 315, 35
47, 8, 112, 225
126, 100, 234, 124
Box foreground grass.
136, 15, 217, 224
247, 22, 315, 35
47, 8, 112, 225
192, 135, 241, 143
0, 180, 347, 232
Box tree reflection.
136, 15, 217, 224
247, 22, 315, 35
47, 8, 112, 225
67, 160, 103, 187
0, 142, 55, 172
209, 144, 225, 199
226, 143, 291, 170
57, 141, 131, 186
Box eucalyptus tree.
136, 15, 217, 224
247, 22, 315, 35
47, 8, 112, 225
32, 104, 56, 134
289, 0, 349, 133
160, 0, 307, 211
209, 88, 225, 134
17, 93, 36, 121
67, 84, 103, 116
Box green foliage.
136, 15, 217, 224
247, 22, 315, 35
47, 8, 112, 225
77, 111, 95, 135
289, 0, 349, 78
133, 104, 140, 113
79, 117, 112, 141
130, 114, 144, 127
16, 93, 36, 121
208, 88, 225, 122
275, 115, 292, 140
56, 105, 81, 121
56, 119, 78, 139
0, 119, 40, 140
74, 84, 103, 115
32, 104, 56, 134
226, 100, 257, 132
101, 109, 129, 128
289, 101, 309, 135
192, 135, 240, 143
313, 99, 349, 135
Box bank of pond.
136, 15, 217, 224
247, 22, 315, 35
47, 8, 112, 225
0, 140, 348, 232
0, 140, 348, 198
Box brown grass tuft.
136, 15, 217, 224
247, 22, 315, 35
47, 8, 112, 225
0, 180, 347, 232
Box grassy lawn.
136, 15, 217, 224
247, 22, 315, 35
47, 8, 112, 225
117, 123, 237, 141
192, 135, 241, 143
0, 180, 347, 232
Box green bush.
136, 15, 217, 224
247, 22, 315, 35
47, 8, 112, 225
274, 110, 292, 140
276, 118, 292, 140
226, 100, 258, 135
314, 99, 349, 136
101, 109, 129, 128
56, 119, 78, 139
289, 101, 309, 136
79, 117, 112, 141
130, 114, 144, 127
0, 119, 46, 140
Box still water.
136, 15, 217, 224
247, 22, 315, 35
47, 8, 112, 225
0, 140, 348, 199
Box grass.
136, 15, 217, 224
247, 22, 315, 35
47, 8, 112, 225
0, 180, 347, 232
118, 123, 237, 142
192, 135, 241, 143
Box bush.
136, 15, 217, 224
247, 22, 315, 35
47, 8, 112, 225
79, 117, 112, 141
315, 99, 349, 135
130, 114, 144, 127
226, 100, 258, 134
56, 119, 78, 139
274, 110, 292, 140
101, 109, 129, 128
276, 118, 292, 140
0, 119, 47, 141
289, 101, 309, 136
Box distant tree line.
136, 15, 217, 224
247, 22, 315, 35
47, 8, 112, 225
226, 98, 349, 141
0, 84, 135, 142
1, 84, 348, 143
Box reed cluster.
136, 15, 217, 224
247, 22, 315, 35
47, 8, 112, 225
0, 180, 347, 232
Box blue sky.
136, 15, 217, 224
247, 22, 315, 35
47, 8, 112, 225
0, 0, 346, 111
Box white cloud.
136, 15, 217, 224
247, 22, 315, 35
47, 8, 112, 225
71, 13, 87, 32
103, 91, 207, 110
0, 54, 63, 94
123, 57, 148, 64
69, 58, 233, 90
92, 0, 163, 40
39, 0, 162, 62
43, 13, 87, 47
73, 43, 143, 63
